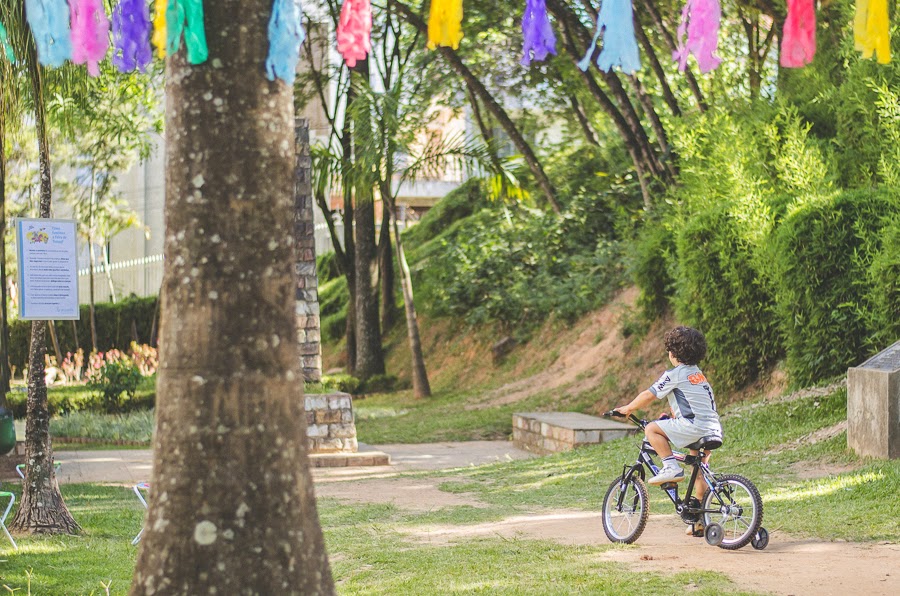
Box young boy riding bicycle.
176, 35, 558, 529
614, 326, 723, 534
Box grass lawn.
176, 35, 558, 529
1, 385, 896, 594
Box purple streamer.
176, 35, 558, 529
521, 0, 556, 66
112, 0, 152, 73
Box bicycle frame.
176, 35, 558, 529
612, 414, 724, 522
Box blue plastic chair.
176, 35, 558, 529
132, 482, 150, 545
0, 484, 15, 550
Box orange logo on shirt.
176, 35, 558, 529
688, 373, 708, 385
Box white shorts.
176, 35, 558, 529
656, 418, 722, 449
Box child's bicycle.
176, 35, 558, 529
601, 410, 769, 550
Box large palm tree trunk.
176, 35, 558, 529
10, 38, 80, 535
130, 1, 334, 592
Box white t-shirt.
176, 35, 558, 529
649, 364, 722, 434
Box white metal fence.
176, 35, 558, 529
78, 254, 164, 303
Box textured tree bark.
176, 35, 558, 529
378, 204, 396, 332
632, 16, 682, 118
0, 110, 11, 398
568, 94, 600, 147
391, 0, 561, 213
353, 191, 386, 380
341, 92, 358, 376
10, 37, 80, 535
129, 1, 334, 593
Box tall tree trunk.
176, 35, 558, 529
101, 243, 116, 304
342, 93, 357, 376
88, 174, 98, 352
353, 186, 385, 380
390, 0, 561, 213
47, 321, 63, 367
0, 109, 11, 399
386, 194, 430, 398
378, 203, 396, 332
632, 16, 682, 118
569, 94, 600, 146
130, 1, 334, 593
638, 0, 707, 110
10, 37, 80, 535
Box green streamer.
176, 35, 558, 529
0, 21, 15, 63
167, 0, 208, 65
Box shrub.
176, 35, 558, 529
359, 373, 404, 394
865, 215, 900, 351
629, 220, 674, 320
87, 357, 143, 414
320, 373, 360, 394
672, 205, 781, 389
772, 188, 900, 385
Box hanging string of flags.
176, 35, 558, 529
0, 1, 893, 85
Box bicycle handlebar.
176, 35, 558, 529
602, 410, 646, 428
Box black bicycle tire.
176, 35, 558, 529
601, 476, 650, 544
702, 473, 764, 550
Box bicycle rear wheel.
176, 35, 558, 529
702, 473, 763, 550
601, 476, 649, 544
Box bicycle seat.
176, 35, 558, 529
686, 436, 723, 451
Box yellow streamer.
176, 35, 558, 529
152, 0, 167, 58
427, 0, 464, 50
854, 0, 890, 64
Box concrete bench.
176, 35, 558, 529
512, 412, 638, 455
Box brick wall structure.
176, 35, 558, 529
294, 118, 322, 383
305, 392, 358, 453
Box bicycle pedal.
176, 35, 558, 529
659, 482, 678, 490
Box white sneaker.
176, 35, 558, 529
648, 466, 684, 485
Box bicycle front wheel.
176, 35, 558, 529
601, 476, 649, 544
702, 473, 763, 550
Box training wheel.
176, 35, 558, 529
704, 523, 724, 546
751, 527, 769, 550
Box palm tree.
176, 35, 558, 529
131, 1, 334, 591
1, 0, 82, 534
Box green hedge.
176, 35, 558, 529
672, 205, 781, 390
8, 296, 157, 372
773, 189, 900, 385
4, 374, 156, 418
866, 215, 900, 350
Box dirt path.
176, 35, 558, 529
318, 472, 900, 596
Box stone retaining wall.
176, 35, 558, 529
513, 412, 636, 455
305, 392, 357, 453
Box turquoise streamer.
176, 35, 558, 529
25, 0, 73, 67
0, 21, 15, 63
167, 0, 209, 65
267, 0, 306, 83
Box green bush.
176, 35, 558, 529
8, 295, 157, 373
4, 375, 155, 418
88, 359, 143, 414
672, 205, 781, 389
402, 179, 488, 252
773, 189, 900, 385
865, 215, 900, 351
629, 220, 674, 320
320, 373, 361, 394
359, 373, 407, 394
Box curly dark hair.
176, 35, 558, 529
664, 326, 707, 365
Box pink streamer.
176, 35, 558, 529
336, 0, 371, 68
673, 0, 721, 74
70, 0, 110, 76
780, 0, 816, 68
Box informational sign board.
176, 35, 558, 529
15, 218, 80, 320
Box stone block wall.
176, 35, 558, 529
295, 118, 322, 383
305, 392, 357, 453
512, 412, 636, 455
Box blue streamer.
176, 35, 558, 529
577, 0, 641, 74
25, 0, 73, 67
267, 0, 306, 83
1, 21, 15, 63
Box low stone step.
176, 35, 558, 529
512, 412, 638, 455
309, 447, 391, 468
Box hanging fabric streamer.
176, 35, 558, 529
854, 0, 890, 64
167, 0, 209, 65
70, 0, 110, 76
673, 0, 721, 73
24, 0, 73, 67
336, 0, 371, 68
521, 0, 556, 66
267, 0, 306, 83
780, 0, 815, 68
152, 0, 167, 58
577, 0, 640, 74
113, 0, 152, 73
0, 21, 15, 63
427, 0, 463, 50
